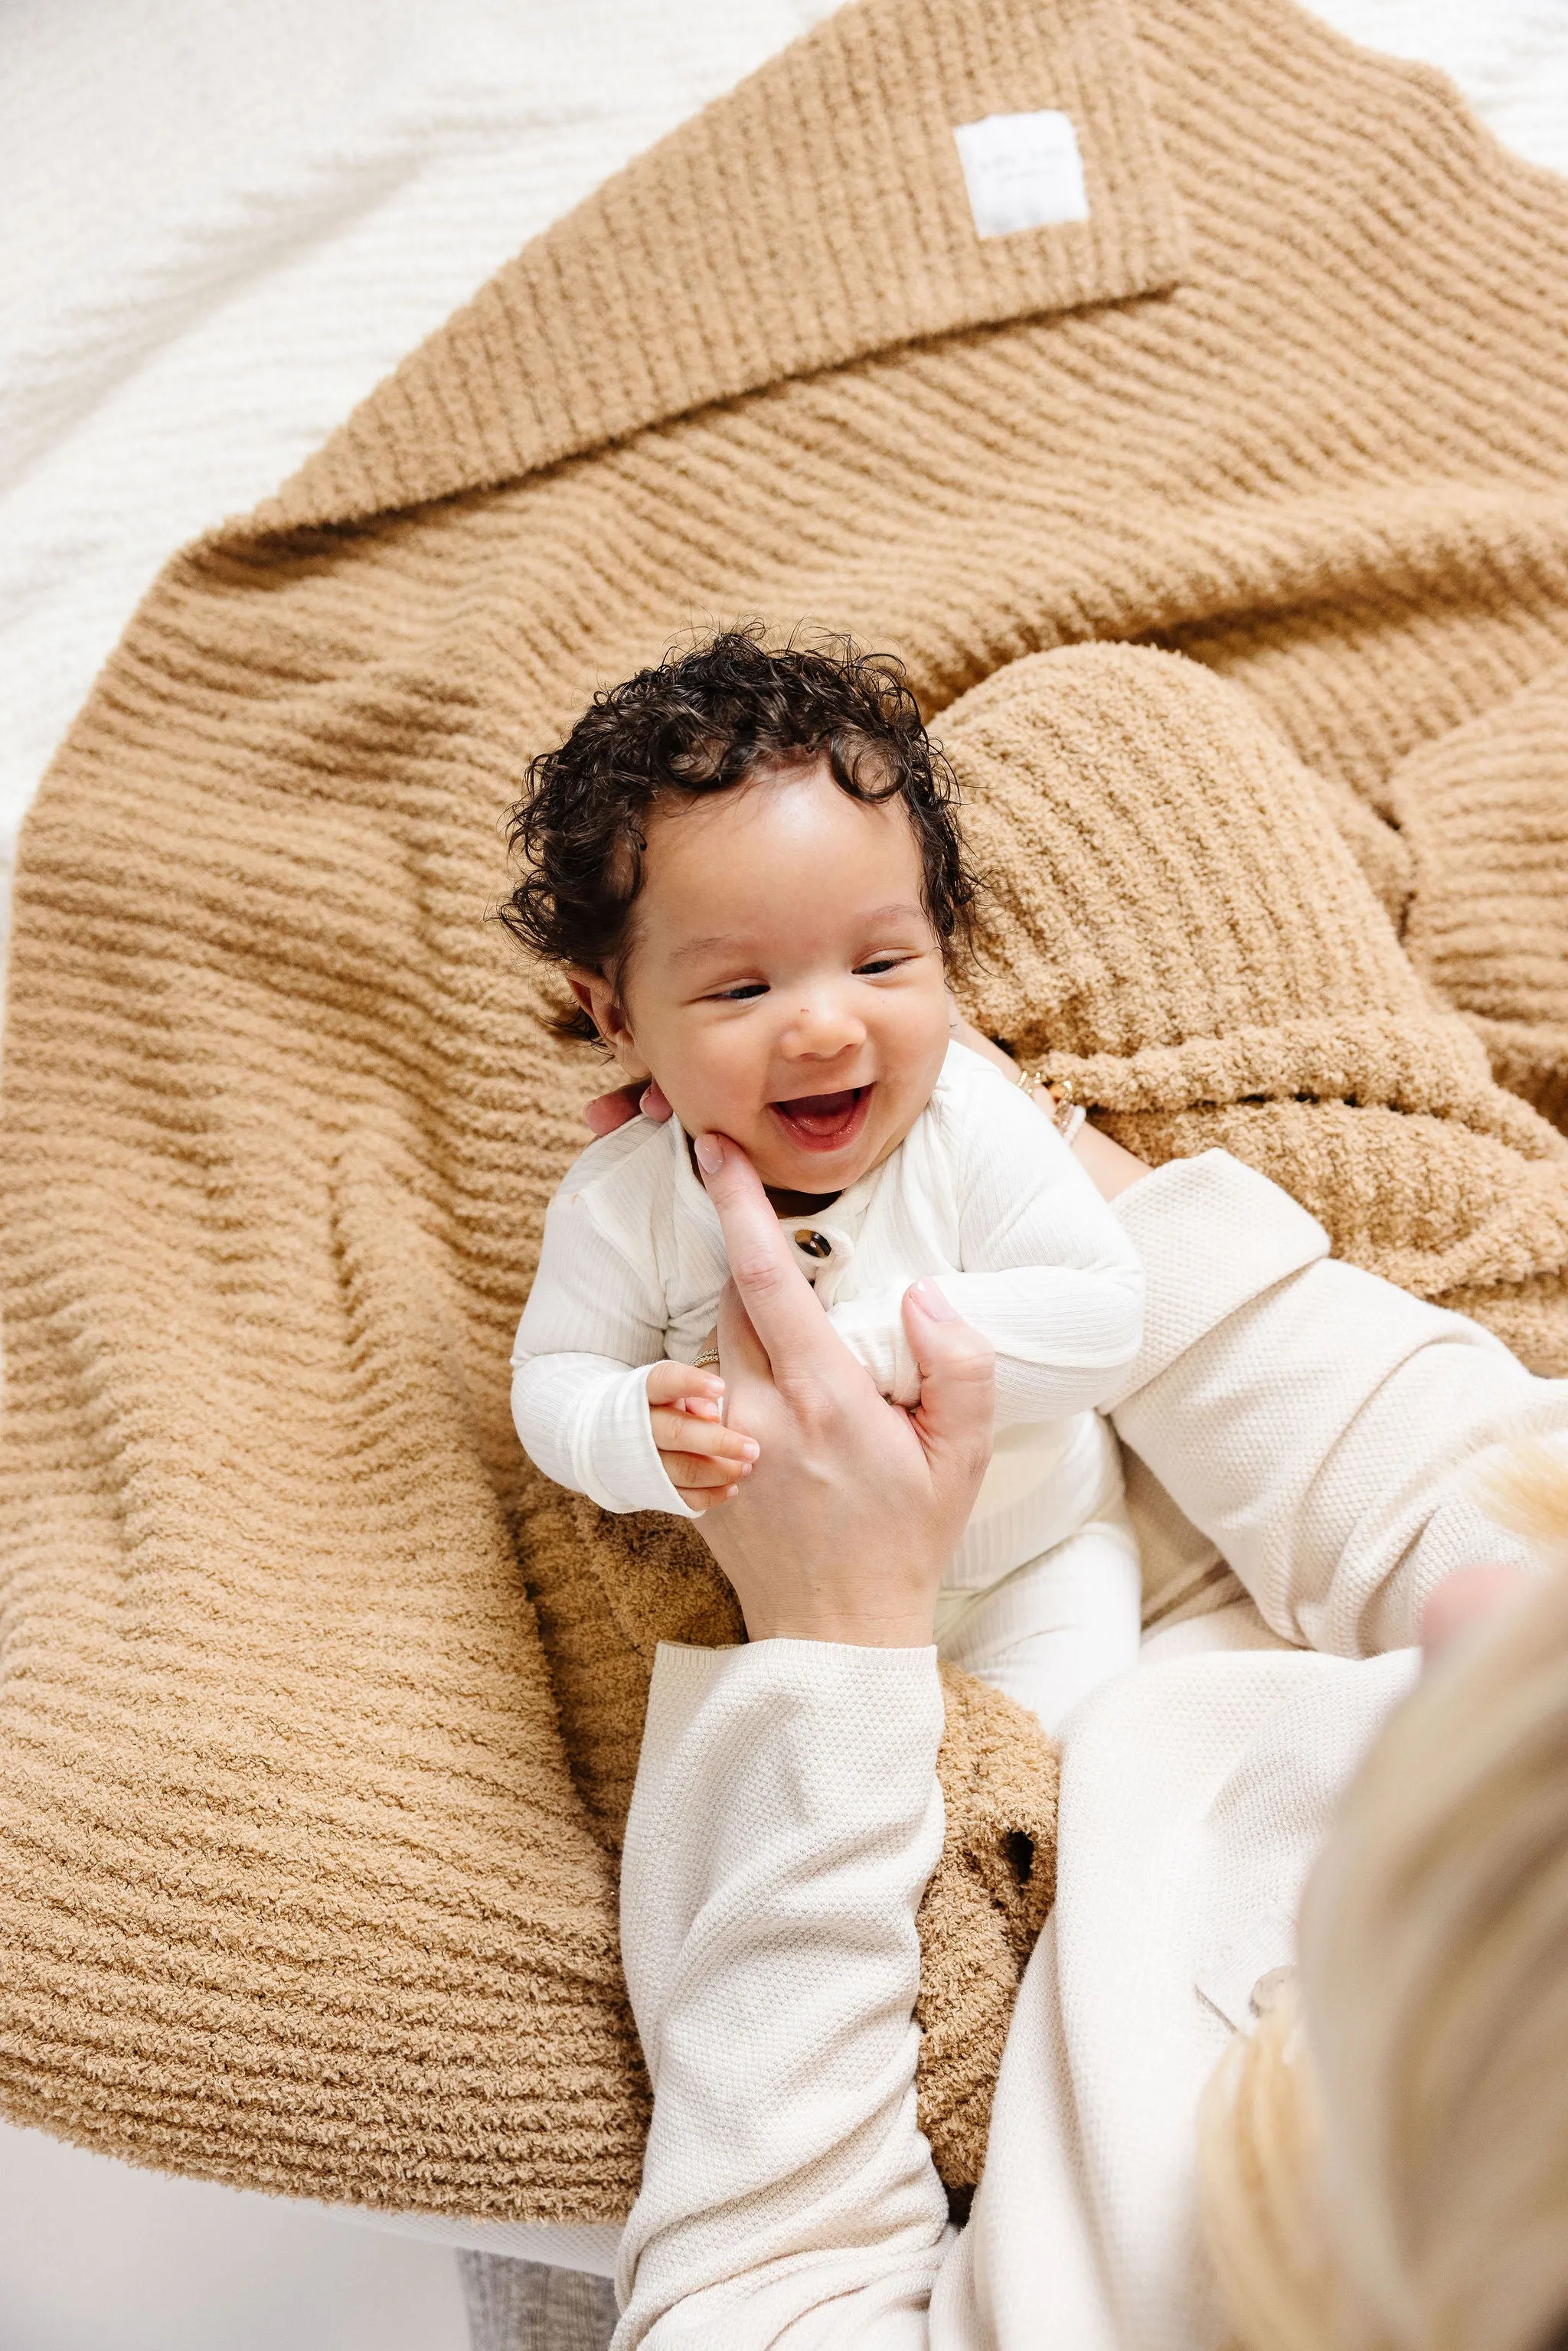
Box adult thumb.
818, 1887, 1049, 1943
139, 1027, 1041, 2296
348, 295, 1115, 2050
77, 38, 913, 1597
901, 1279, 995, 1510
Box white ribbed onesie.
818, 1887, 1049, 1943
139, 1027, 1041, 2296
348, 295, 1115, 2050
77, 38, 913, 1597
511, 1042, 1146, 1730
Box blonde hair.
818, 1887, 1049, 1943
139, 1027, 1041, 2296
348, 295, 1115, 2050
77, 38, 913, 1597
1200, 1444, 1568, 2351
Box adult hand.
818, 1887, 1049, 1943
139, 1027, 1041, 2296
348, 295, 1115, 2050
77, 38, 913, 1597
1420, 1562, 1534, 1657
691, 1131, 995, 1646
582, 1076, 673, 1137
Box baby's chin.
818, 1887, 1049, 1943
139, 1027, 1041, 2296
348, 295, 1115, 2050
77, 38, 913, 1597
752, 1143, 878, 1201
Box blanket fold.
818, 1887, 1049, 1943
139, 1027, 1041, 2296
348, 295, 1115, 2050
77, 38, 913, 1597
259, 0, 1187, 528
1395, 661, 1568, 1134
4, 0, 1568, 2216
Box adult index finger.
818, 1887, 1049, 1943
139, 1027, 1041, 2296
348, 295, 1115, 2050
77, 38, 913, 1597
694, 1131, 835, 1375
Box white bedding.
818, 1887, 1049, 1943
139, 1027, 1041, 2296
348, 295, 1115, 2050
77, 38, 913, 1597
0, 0, 1566, 2285
0, 0, 840, 966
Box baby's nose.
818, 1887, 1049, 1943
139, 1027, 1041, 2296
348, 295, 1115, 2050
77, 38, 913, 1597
786, 991, 864, 1056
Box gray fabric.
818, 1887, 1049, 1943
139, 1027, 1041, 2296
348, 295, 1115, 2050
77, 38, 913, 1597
459, 2252, 619, 2350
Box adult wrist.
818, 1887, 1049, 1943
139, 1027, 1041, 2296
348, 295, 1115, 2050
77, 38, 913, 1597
746, 1616, 939, 1648
740, 1582, 939, 1647
742, 1597, 939, 1647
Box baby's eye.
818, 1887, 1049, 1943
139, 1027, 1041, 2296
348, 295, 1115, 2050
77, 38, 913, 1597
855, 955, 909, 976
709, 981, 769, 1001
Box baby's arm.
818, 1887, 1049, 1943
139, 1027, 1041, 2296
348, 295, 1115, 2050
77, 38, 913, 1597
512, 1187, 754, 1517
830, 1059, 1144, 1423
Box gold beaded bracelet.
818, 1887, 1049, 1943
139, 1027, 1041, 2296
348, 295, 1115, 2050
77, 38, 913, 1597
1014, 1063, 1087, 1146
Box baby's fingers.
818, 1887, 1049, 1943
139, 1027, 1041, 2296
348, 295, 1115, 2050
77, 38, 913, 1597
646, 1360, 726, 1419
649, 1406, 759, 1465
661, 1448, 747, 1510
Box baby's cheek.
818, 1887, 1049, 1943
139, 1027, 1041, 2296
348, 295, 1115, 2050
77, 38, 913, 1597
655, 1020, 769, 1136
880, 985, 951, 1087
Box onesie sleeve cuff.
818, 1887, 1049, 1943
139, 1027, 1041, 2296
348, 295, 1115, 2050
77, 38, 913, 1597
577, 1361, 702, 1518
826, 1291, 920, 1404
1103, 1148, 1328, 1409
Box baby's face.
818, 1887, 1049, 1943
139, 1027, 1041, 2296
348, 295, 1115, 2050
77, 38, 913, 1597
587, 760, 952, 1197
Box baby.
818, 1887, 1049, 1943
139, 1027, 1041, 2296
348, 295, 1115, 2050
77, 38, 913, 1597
505, 631, 1146, 1734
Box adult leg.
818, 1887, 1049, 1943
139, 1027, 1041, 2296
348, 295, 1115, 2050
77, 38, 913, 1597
458, 2254, 617, 2351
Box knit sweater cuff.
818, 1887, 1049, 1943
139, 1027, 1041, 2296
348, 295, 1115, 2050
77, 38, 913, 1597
1104, 1150, 1328, 1410
641, 1636, 944, 1743
625, 1639, 946, 2045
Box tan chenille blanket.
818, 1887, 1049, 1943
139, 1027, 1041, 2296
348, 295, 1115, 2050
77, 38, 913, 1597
3, 0, 1568, 2216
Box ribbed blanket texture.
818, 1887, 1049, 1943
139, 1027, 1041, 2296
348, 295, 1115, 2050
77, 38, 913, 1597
2, 0, 1567, 2213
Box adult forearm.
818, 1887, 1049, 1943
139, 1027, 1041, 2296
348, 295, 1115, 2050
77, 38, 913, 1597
940, 1014, 1148, 1202
1109, 1154, 1560, 1652
615, 1641, 952, 2346
1069, 1115, 1149, 1200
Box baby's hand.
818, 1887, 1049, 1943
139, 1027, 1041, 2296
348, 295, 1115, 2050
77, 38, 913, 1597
646, 1359, 760, 1513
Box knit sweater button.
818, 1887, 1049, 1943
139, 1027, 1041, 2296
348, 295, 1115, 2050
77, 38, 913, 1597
795, 1229, 832, 1259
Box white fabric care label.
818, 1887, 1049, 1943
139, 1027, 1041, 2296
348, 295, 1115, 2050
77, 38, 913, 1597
952, 109, 1089, 239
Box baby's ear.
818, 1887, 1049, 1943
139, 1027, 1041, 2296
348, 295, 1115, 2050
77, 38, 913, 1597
567, 966, 650, 1079
566, 968, 605, 1030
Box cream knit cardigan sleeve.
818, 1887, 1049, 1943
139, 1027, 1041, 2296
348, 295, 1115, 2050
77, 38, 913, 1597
612, 1148, 1568, 2347
1109, 1151, 1555, 1656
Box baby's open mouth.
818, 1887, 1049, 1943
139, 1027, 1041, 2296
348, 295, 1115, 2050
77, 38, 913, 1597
768, 1085, 871, 1153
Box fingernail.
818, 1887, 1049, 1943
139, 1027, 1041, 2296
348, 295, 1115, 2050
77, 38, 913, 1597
740, 1439, 760, 1460
639, 1086, 655, 1117
694, 1133, 723, 1174
909, 1278, 958, 1322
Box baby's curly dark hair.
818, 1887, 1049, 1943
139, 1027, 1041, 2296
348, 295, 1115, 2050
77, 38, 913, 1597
498, 626, 982, 1043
